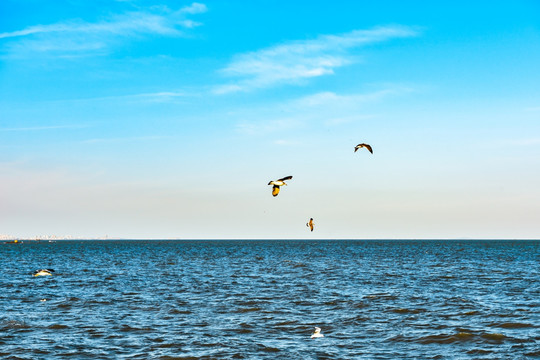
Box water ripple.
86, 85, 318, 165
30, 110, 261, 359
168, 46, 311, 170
1, 239, 538, 359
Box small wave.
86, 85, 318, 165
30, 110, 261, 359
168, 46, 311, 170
119, 324, 153, 332
235, 307, 261, 313
351, 301, 368, 309
56, 303, 72, 309
256, 343, 281, 353
466, 349, 493, 355
85, 299, 114, 305
389, 308, 426, 314
229, 327, 253, 334
236, 300, 260, 307
421, 332, 474, 344
156, 342, 183, 349
1, 319, 31, 329
364, 293, 397, 300
480, 333, 507, 342
168, 308, 192, 315
525, 350, 540, 357
438, 275, 456, 279
191, 340, 227, 348
489, 322, 534, 329
323, 299, 347, 306
274, 320, 299, 326
47, 324, 69, 330
390, 331, 510, 345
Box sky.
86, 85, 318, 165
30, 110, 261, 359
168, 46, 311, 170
1, 1, 540, 239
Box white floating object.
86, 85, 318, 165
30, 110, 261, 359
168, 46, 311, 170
311, 327, 324, 338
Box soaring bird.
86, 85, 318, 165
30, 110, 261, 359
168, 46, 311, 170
354, 143, 373, 154
311, 327, 324, 338
306, 218, 314, 232
33, 269, 54, 277
268, 176, 293, 197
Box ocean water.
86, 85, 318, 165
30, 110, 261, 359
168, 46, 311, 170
1, 240, 539, 359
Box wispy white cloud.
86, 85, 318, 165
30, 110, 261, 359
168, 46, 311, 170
178, 2, 208, 14
214, 25, 419, 93
0, 124, 90, 132
291, 87, 411, 108
88, 91, 189, 103
234, 85, 413, 136
39, 90, 192, 104
82, 135, 171, 144
0, 3, 207, 58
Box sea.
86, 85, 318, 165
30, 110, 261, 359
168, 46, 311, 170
1, 240, 538, 359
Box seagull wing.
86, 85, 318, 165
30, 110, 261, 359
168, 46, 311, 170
272, 185, 280, 197
356, 143, 373, 154
364, 144, 373, 153
278, 175, 293, 181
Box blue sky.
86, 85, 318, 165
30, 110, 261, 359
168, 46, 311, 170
1, 0, 540, 239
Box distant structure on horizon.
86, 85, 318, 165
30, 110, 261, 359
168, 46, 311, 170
1, 234, 114, 241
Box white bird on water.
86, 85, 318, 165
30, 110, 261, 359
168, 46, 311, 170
33, 269, 54, 277
311, 327, 324, 338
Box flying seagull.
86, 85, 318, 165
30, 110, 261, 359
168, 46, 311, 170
311, 327, 324, 338
306, 218, 314, 232
268, 176, 293, 197
354, 143, 373, 154
33, 269, 54, 277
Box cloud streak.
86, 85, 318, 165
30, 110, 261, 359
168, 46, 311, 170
0, 3, 207, 58
81, 135, 171, 144
214, 25, 419, 93
0, 124, 90, 132
234, 85, 413, 136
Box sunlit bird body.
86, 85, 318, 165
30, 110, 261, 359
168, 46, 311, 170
307, 218, 314, 232
33, 269, 54, 277
311, 327, 324, 338
354, 143, 373, 154
268, 176, 293, 197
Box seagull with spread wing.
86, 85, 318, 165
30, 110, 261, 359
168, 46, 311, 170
306, 218, 314, 232
354, 143, 373, 154
268, 176, 293, 197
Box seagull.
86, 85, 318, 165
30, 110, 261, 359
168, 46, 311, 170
306, 218, 314, 232
268, 176, 293, 197
354, 143, 373, 154
311, 327, 324, 338
33, 269, 54, 277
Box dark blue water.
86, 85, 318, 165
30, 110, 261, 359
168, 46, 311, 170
1, 240, 539, 359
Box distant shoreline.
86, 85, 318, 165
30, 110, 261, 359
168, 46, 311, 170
5, 238, 539, 241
